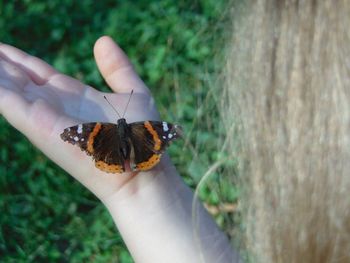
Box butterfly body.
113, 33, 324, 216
116, 118, 131, 159
60, 119, 182, 173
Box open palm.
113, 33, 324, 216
0, 36, 164, 201
0, 37, 235, 263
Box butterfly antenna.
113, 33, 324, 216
103, 96, 122, 119
122, 90, 134, 118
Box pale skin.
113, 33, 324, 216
0, 36, 237, 262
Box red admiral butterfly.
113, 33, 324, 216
60, 91, 182, 173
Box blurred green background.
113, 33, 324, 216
0, 1, 239, 262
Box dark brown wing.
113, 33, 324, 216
60, 123, 125, 173
129, 121, 182, 171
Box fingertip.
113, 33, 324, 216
93, 35, 112, 57
94, 35, 113, 49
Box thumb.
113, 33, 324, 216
93, 36, 149, 95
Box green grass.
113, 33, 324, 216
0, 1, 238, 261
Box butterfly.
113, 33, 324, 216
60, 91, 182, 173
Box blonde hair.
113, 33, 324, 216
225, 0, 350, 262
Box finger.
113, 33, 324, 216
93, 36, 149, 94
0, 60, 31, 92
0, 43, 58, 85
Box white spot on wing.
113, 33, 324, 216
163, 136, 166, 139
162, 122, 169, 132
77, 124, 83, 134
168, 133, 173, 139
74, 136, 79, 142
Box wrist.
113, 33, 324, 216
102, 154, 183, 216
101, 155, 235, 263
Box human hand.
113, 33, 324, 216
0, 37, 236, 263
0, 36, 166, 201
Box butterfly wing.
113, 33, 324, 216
129, 121, 182, 171
60, 123, 125, 173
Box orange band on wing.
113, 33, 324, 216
95, 161, 124, 173
144, 121, 161, 151
136, 154, 161, 171
87, 123, 102, 153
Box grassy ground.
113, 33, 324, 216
0, 1, 239, 262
